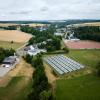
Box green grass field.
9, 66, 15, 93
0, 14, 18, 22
0, 41, 24, 50
55, 49, 100, 100
55, 75, 100, 100
66, 49, 100, 68
0, 77, 32, 100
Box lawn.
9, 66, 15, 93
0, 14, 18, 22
55, 49, 100, 100
0, 77, 32, 100
66, 49, 100, 68
55, 74, 100, 100
0, 41, 24, 49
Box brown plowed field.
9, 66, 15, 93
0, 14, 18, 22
64, 40, 100, 49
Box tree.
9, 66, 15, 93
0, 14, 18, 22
63, 47, 69, 53
74, 26, 100, 42
27, 55, 52, 100
0, 54, 5, 63
0, 48, 15, 63
31, 55, 43, 68
24, 54, 33, 64
28, 37, 35, 45
52, 37, 61, 50
97, 62, 100, 76
39, 90, 53, 100
11, 41, 14, 44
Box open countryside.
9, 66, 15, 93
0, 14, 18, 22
0, 2, 100, 99
0, 21, 100, 100
0, 20, 100, 100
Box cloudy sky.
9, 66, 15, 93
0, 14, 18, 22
0, 0, 100, 20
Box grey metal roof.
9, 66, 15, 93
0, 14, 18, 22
3, 56, 16, 63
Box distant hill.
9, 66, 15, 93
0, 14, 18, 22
0, 19, 100, 25
0, 19, 100, 29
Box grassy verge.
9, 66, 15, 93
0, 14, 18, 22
0, 41, 24, 49
55, 74, 100, 100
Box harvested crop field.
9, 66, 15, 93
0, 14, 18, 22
72, 22, 100, 27
29, 23, 47, 27
0, 30, 32, 43
0, 23, 18, 27
0, 41, 24, 49
64, 40, 100, 49
0, 23, 47, 26
82, 22, 100, 26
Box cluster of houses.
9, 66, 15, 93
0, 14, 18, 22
29, 25, 49, 31
54, 28, 66, 37
54, 25, 80, 42
66, 32, 80, 41
64, 25, 80, 41
23, 45, 47, 56
34, 26, 48, 31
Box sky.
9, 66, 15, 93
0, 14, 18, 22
0, 0, 100, 21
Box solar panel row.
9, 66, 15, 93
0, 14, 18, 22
44, 55, 84, 75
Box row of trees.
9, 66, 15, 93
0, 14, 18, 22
0, 48, 15, 63
21, 26, 61, 52
24, 54, 53, 100
74, 26, 100, 42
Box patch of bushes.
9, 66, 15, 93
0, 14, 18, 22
74, 26, 100, 42
96, 62, 100, 77
0, 48, 15, 63
63, 47, 69, 53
